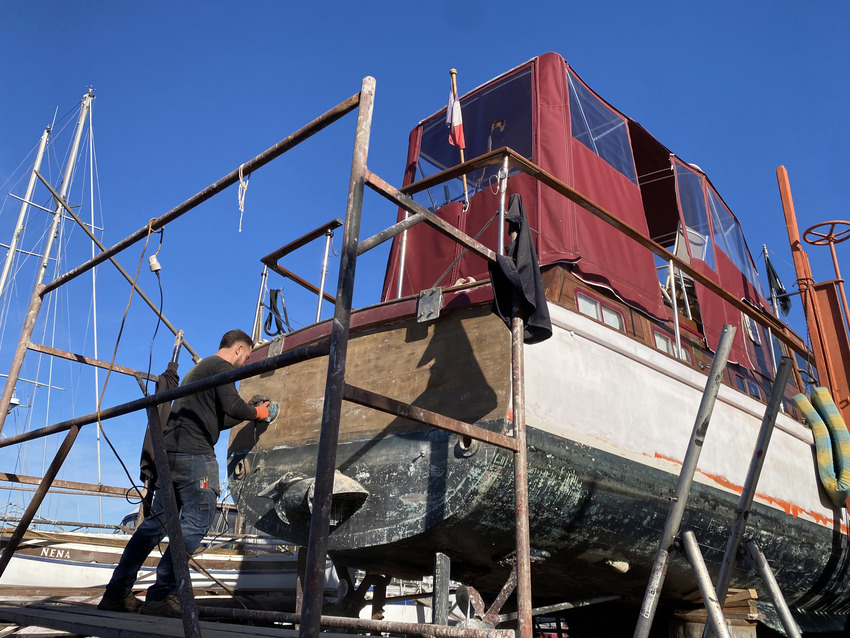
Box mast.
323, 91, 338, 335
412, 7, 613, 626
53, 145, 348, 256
777, 165, 850, 419
87, 100, 103, 523
36, 90, 94, 293
0, 90, 94, 436
0, 127, 51, 299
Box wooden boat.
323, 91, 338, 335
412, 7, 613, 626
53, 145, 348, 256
227, 52, 850, 626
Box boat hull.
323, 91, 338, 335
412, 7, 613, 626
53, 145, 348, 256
229, 297, 850, 613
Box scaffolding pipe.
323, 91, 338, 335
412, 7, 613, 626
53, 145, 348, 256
0, 288, 44, 435
198, 606, 515, 638
33, 171, 201, 362
634, 325, 736, 638
712, 357, 794, 612
0, 426, 81, 578
26, 341, 158, 382
681, 530, 732, 638
42, 92, 361, 296
0, 339, 330, 450
511, 313, 532, 638
299, 76, 376, 638
743, 540, 802, 638
144, 405, 202, 638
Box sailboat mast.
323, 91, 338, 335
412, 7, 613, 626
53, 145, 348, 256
35, 90, 94, 290
0, 127, 51, 299
86, 101, 104, 523
0, 90, 94, 436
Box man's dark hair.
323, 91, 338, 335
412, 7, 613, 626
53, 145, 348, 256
220, 329, 254, 350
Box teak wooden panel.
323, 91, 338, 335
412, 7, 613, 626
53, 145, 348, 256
230, 305, 511, 449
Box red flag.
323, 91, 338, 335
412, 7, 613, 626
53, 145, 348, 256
446, 90, 465, 149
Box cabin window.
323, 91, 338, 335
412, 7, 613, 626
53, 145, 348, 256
653, 330, 691, 362
747, 380, 763, 400
414, 68, 533, 210
576, 291, 624, 331
707, 189, 765, 297
674, 162, 716, 270
567, 72, 637, 185
735, 374, 748, 394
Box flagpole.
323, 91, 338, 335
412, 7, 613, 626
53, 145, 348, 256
450, 68, 470, 209
764, 245, 780, 317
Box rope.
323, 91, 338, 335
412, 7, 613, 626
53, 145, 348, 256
237, 164, 250, 232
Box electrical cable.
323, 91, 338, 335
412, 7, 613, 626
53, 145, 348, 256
90, 224, 249, 608
263, 288, 291, 336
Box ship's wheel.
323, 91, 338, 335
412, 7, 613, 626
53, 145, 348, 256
803, 220, 850, 247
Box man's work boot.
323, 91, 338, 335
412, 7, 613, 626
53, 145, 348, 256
140, 594, 181, 618
97, 591, 143, 613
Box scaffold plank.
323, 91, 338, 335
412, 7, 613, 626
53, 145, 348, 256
0, 603, 353, 638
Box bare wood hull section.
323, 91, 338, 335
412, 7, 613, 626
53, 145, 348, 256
229, 299, 850, 612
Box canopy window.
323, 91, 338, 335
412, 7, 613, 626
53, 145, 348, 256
568, 71, 637, 185
707, 188, 765, 300
673, 161, 716, 269
413, 67, 534, 212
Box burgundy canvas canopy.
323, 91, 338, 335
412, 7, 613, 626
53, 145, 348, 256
382, 52, 775, 369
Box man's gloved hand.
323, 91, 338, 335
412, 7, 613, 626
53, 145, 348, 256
254, 401, 270, 421
248, 394, 270, 407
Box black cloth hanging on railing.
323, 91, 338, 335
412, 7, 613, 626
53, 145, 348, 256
488, 194, 552, 344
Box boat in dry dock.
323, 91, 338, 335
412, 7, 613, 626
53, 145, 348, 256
227, 52, 850, 629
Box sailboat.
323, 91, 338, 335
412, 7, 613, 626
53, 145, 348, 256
226, 52, 850, 631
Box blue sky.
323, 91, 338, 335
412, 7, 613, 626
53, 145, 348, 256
0, 1, 847, 527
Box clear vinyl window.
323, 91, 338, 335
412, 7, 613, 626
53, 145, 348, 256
568, 71, 637, 185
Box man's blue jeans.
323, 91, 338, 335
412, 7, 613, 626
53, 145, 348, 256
104, 453, 219, 601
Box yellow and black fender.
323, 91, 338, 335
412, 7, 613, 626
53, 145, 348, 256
793, 387, 850, 508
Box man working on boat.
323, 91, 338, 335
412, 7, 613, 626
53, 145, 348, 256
98, 329, 276, 617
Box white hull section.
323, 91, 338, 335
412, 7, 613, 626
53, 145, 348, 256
525, 303, 842, 532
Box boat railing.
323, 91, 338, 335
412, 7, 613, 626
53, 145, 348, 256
250, 218, 343, 343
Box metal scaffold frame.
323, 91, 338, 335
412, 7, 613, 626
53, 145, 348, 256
0, 74, 817, 638
0, 77, 538, 638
